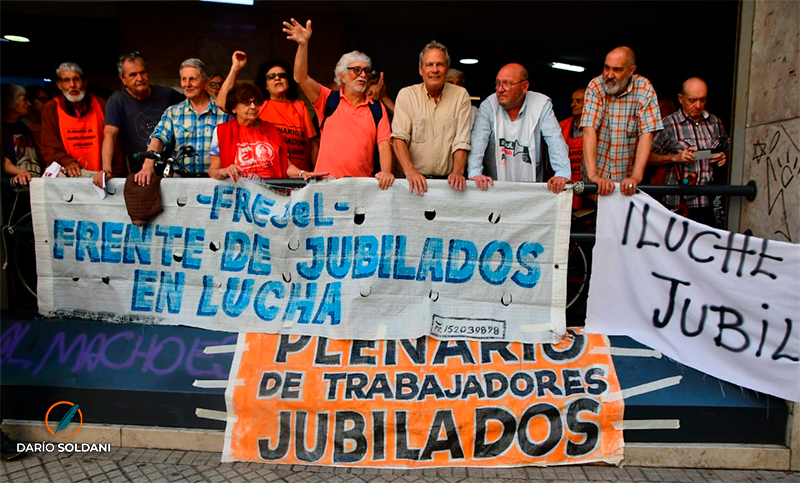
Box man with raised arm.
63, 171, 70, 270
648, 77, 728, 225
581, 46, 662, 196
40, 62, 106, 177
93, 52, 183, 188
467, 63, 571, 194
134, 58, 229, 186
282, 18, 394, 190
391, 41, 472, 196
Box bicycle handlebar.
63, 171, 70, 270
133, 151, 160, 161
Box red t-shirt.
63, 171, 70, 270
217, 120, 289, 179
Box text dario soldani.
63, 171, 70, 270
49, 185, 546, 325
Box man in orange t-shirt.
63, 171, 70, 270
283, 18, 394, 189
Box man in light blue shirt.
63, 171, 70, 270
134, 58, 228, 186
468, 63, 570, 193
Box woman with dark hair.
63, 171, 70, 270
208, 82, 322, 181
217, 51, 319, 172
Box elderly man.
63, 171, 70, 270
135, 58, 229, 186
446, 68, 478, 128
391, 42, 471, 196
649, 77, 728, 225
93, 52, 184, 188
581, 46, 662, 196
283, 18, 394, 190
40, 62, 106, 177
468, 63, 570, 194
559, 87, 586, 208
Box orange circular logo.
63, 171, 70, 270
45, 401, 83, 438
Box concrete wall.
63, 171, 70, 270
739, 1, 800, 243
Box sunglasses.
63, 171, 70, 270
208, 82, 222, 88
266, 72, 289, 80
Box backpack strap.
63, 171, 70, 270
319, 92, 341, 131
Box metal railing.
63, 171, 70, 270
0, 178, 758, 242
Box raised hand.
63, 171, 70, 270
231, 51, 247, 71
282, 18, 312, 45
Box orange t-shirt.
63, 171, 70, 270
312, 86, 391, 179
258, 100, 317, 171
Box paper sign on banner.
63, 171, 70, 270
222, 330, 624, 467
584, 189, 800, 402
30, 178, 572, 343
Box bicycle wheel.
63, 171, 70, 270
566, 242, 589, 309
3, 211, 38, 301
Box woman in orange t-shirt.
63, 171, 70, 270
208, 83, 321, 182
217, 52, 319, 172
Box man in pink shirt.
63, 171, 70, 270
283, 18, 394, 189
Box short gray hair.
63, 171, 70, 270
447, 68, 464, 82
179, 58, 210, 80
117, 51, 146, 76
333, 51, 371, 88
56, 62, 84, 80
419, 40, 450, 68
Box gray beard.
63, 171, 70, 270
64, 90, 86, 103
601, 77, 629, 96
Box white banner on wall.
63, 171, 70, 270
31, 178, 572, 343
585, 189, 800, 402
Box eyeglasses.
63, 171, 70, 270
208, 82, 222, 88
494, 79, 526, 90
347, 66, 370, 77
239, 99, 259, 107
266, 72, 289, 80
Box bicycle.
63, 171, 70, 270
133, 145, 201, 178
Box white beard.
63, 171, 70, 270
601, 77, 629, 96
64, 90, 86, 103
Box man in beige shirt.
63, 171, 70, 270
391, 41, 472, 196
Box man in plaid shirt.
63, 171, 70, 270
649, 77, 728, 226
134, 58, 228, 186
581, 46, 662, 196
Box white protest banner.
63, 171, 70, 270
31, 178, 571, 343
584, 189, 800, 402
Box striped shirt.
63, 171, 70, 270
652, 109, 728, 208
580, 74, 662, 181
150, 98, 229, 175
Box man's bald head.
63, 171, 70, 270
602, 47, 636, 95
681, 77, 707, 95
607, 46, 636, 69
495, 63, 529, 111
679, 77, 709, 121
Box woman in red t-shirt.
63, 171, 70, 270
209, 82, 321, 182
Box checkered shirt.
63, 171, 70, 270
580, 74, 663, 181
652, 109, 728, 208
150, 98, 229, 175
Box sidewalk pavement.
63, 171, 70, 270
1, 447, 799, 483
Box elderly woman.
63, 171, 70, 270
217, 51, 319, 171
2, 84, 43, 186
208, 82, 321, 182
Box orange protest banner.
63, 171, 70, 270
223, 329, 624, 467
